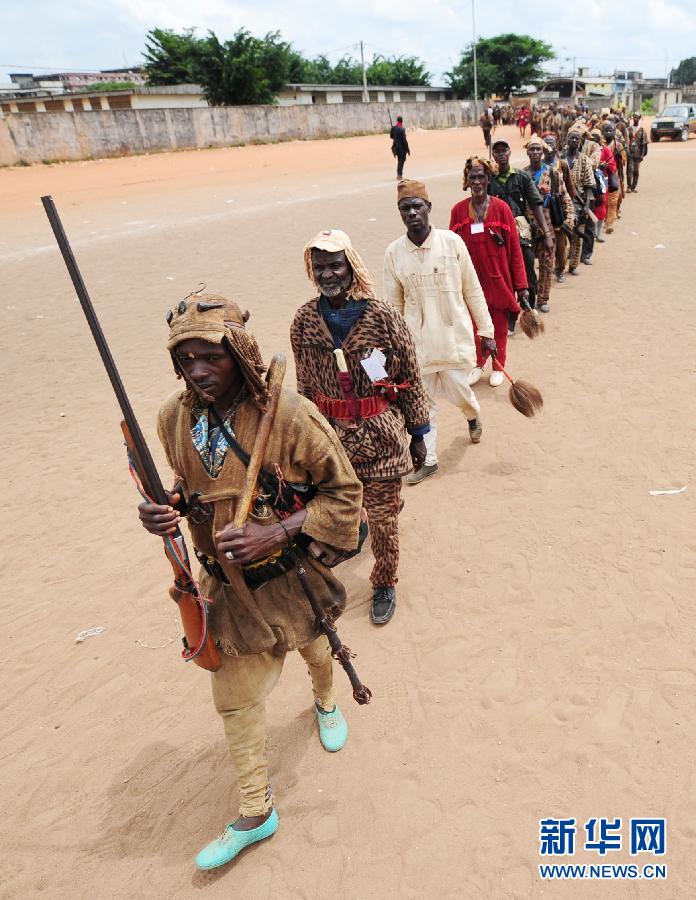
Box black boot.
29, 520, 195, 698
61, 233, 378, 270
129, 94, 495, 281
371, 586, 396, 625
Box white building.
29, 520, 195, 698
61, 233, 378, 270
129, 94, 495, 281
1, 84, 208, 114
1, 81, 454, 115
276, 83, 453, 105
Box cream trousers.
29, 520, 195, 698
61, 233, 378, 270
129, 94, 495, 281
210, 635, 335, 817
422, 369, 480, 466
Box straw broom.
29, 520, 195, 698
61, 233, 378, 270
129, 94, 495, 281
492, 358, 544, 418
518, 308, 545, 339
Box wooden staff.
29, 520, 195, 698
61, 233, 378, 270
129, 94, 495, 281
233, 353, 287, 528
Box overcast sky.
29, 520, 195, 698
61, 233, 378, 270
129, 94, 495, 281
2, 0, 694, 85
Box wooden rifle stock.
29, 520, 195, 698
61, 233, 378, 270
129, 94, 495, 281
41, 194, 219, 672
121, 423, 220, 672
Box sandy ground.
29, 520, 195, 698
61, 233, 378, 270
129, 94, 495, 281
2, 123, 696, 899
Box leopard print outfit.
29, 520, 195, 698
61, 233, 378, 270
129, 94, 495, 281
291, 296, 429, 586
362, 478, 402, 586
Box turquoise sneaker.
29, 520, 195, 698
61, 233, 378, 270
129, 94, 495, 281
194, 808, 279, 870
316, 702, 348, 752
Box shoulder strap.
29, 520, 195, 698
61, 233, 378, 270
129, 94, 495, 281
550, 166, 558, 193
209, 406, 315, 514
209, 406, 274, 495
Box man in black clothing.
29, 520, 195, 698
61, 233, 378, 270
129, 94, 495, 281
627, 113, 648, 192
390, 116, 410, 178
487, 138, 554, 314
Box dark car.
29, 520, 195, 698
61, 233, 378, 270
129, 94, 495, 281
650, 104, 696, 142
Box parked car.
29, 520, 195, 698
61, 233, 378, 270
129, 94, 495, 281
650, 104, 696, 142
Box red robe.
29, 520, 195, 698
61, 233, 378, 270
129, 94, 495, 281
594, 145, 616, 221
449, 195, 528, 367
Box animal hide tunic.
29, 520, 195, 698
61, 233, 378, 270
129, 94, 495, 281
157, 386, 363, 657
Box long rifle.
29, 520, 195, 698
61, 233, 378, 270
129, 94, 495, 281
246, 354, 371, 706
41, 195, 220, 671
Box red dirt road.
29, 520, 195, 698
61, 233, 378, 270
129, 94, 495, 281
1, 124, 695, 898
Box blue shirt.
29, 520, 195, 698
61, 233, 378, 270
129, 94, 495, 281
319, 296, 368, 348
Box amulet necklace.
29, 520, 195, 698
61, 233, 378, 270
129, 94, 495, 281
472, 196, 489, 223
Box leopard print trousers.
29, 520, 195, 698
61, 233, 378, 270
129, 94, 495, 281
362, 478, 402, 587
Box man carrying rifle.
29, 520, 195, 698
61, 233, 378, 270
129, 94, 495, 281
542, 132, 576, 284
522, 136, 574, 314
488, 138, 553, 314
138, 293, 363, 870
561, 126, 597, 273
626, 113, 648, 193
292, 229, 430, 626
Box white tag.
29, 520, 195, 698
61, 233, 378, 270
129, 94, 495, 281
471, 222, 485, 234
360, 349, 388, 382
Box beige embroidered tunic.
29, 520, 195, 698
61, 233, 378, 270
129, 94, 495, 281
382, 228, 494, 375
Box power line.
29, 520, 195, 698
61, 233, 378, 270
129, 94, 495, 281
0, 63, 128, 71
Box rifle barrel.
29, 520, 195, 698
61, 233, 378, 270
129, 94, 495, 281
41, 195, 168, 505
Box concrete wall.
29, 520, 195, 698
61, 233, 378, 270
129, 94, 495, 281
0, 99, 471, 166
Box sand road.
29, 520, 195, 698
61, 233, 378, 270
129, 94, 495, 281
1, 124, 695, 898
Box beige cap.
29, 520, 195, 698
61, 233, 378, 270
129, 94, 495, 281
306, 228, 353, 253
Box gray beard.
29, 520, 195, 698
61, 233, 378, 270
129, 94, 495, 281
320, 279, 351, 298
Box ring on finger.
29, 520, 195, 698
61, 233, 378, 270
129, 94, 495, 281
225, 550, 235, 561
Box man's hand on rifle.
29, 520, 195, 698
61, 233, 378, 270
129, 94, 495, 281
138, 493, 181, 536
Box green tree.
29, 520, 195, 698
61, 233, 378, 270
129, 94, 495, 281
144, 27, 303, 104
446, 34, 554, 99
327, 56, 363, 84
142, 27, 431, 101
194, 30, 291, 105
143, 28, 200, 85
366, 55, 430, 86
670, 57, 696, 86
295, 54, 336, 83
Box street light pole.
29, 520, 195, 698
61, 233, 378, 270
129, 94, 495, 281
472, 0, 478, 119
360, 40, 369, 103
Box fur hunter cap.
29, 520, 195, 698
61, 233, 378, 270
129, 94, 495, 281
166, 291, 269, 408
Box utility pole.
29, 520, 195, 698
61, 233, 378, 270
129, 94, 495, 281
360, 41, 369, 103
472, 0, 479, 119
571, 56, 577, 105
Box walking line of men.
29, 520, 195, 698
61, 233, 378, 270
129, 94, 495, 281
135, 112, 647, 871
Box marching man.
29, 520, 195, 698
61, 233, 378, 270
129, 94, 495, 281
138, 294, 364, 869
383, 179, 496, 484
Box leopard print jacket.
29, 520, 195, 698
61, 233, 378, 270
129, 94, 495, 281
290, 297, 430, 482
